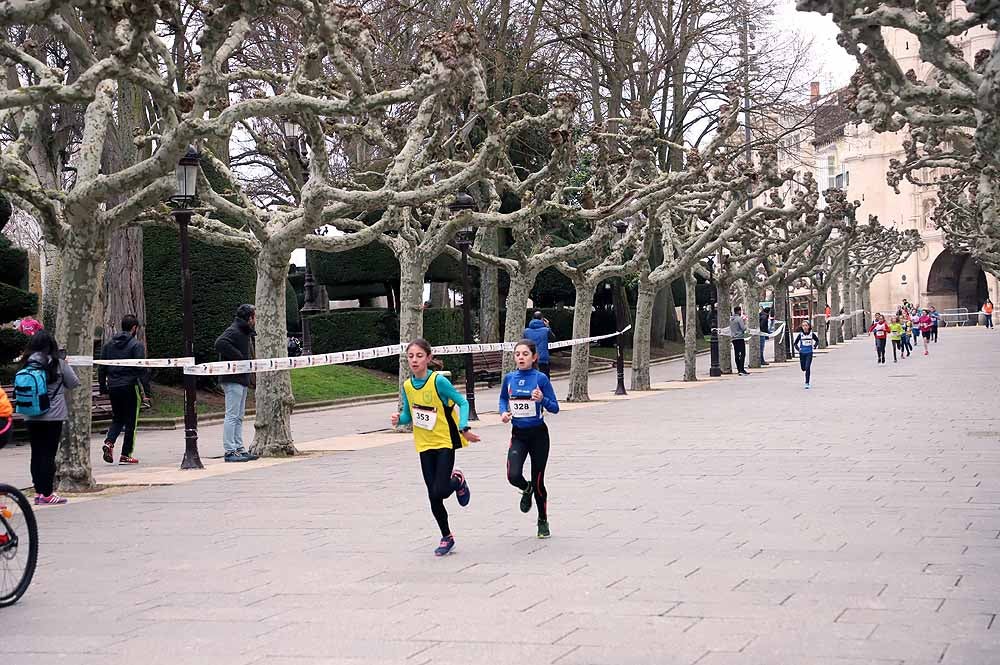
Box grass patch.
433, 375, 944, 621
142, 365, 397, 419
290, 364, 397, 403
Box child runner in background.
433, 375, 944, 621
868, 313, 890, 364
889, 316, 904, 362
500, 339, 560, 539
901, 312, 913, 357
391, 339, 480, 556
917, 309, 933, 355
792, 321, 819, 389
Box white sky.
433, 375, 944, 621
289, 1, 857, 271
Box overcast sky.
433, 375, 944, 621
776, 0, 857, 92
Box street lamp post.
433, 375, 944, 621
172, 147, 203, 470
707, 256, 722, 377
612, 220, 629, 395
449, 193, 479, 421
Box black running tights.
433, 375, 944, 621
875, 338, 886, 363
419, 448, 457, 538
507, 423, 550, 520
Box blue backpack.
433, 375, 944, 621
14, 361, 58, 417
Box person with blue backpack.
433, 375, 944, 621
14, 330, 80, 505
523, 311, 556, 377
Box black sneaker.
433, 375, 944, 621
224, 452, 250, 463
434, 534, 455, 556
519, 483, 533, 513
102, 440, 115, 464
537, 519, 551, 539
452, 469, 471, 507
236, 448, 259, 461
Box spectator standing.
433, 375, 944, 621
984, 300, 994, 329
214, 304, 259, 462
930, 306, 940, 342
758, 307, 770, 365
16, 330, 80, 505
16, 315, 42, 337
99, 315, 152, 465
730, 306, 749, 375
523, 311, 556, 377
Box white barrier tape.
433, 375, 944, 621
715, 321, 786, 339
813, 309, 865, 322
67, 356, 196, 368
183, 327, 633, 376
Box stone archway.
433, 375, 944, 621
925, 249, 988, 314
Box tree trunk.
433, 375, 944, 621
842, 274, 855, 339
744, 283, 761, 369
717, 280, 733, 373
502, 272, 534, 374
478, 228, 500, 343
102, 227, 145, 346
814, 283, 829, 348
773, 282, 788, 362
683, 269, 698, 381
250, 247, 298, 458
860, 281, 871, 331
829, 276, 842, 345
54, 233, 107, 491
661, 285, 682, 342
566, 281, 594, 402
40, 241, 61, 330
397, 254, 426, 386
630, 280, 655, 390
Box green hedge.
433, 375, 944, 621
0, 328, 28, 364
143, 226, 256, 366
0, 281, 37, 324
285, 280, 301, 334
310, 307, 463, 375
308, 243, 462, 287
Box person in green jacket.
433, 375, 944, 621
889, 316, 904, 363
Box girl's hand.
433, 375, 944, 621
531, 388, 544, 402
464, 431, 481, 443
391, 413, 400, 426
501, 412, 512, 423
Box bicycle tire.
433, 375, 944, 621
0, 483, 38, 607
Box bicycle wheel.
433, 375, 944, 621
0, 483, 38, 607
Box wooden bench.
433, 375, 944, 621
3, 381, 115, 427
471, 351, 503, 386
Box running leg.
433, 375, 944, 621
506, 437, 530, 492
420, 449, 455, 538
526, 427, 551, 521
803, 354, 813, 384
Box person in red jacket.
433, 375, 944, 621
917, 309, 933, 355
868, 313, 890, 364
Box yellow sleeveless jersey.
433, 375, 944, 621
402, 372, 469, 453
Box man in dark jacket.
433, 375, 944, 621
215, 304, 258, 462
758, 307, 770, 365
99, 314, 152, 465
523, 311, 556, 377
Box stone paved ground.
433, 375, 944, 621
4, 326, 1000, 665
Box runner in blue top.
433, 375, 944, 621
499, 339, 559, 539
792, 321, 819, 389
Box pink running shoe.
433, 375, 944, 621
35, 494, 68, 505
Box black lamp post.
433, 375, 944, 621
611, 219, 629, 395
707, 256, 722, 377
449, 192, 479, 421
172, 146, 203, 470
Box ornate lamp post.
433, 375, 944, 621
611, 219, 629, 395
172, 147, 203, 470
707, 256, 722, 377
449, 192, 479, 421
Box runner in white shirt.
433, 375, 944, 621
792, 321, 820, 389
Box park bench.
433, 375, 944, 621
2, 382, 114, 433
471, 351, 503, 386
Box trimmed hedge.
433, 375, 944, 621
285, 279, 301, 334
0, 281, 37, 323
308, 243, 462, 287
310, 307, 463, 375
143, 226, 256, 365
0, 328, 28, 364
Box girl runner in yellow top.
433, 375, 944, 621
391, 338, 480, 556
